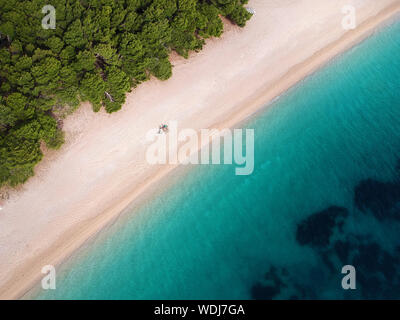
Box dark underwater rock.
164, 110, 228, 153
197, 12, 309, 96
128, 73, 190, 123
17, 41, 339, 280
250, 267, 286, 300
354, 179, 400, 221
251, 283, 281, 300
296, 206, 348, 248
334, 240, 351, 264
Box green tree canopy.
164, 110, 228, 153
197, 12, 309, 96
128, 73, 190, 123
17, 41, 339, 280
0, 0, 252, 186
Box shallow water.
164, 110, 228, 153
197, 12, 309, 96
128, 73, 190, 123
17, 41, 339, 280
35, 18, 400, 300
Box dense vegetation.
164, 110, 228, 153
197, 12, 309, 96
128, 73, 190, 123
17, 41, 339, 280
0, 0, 252, 186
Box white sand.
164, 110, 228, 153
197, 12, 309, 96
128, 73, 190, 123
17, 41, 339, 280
0, 0, 399, 299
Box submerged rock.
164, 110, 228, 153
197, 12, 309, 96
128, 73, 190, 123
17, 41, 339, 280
250, 267, 286, 300
296, 206, 348, 248
354, 179, 400, 221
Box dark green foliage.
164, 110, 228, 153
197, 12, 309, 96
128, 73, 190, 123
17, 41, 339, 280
211, 0, 253, 27
0, 0, 251, 186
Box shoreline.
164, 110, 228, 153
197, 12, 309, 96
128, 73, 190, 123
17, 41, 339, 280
1, 0, 400, 299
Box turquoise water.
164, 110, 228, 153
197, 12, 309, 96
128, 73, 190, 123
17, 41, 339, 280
35, 18, 400, 299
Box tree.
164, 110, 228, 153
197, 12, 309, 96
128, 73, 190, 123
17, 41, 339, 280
0, 0, 252, 187
0, 93, 34, 126
79, 72, 106, 112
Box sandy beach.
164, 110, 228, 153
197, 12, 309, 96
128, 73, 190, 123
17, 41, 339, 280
1, 0, 399, 299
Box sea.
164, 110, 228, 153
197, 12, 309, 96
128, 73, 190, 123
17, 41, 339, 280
34, 17, 400, 300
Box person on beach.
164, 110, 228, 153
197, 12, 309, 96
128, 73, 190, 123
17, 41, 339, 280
158, 124, 169, 134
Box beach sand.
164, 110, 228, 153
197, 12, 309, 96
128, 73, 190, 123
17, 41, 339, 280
0, 0, 399, 299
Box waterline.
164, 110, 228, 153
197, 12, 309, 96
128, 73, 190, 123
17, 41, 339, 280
32, 18, 400, 300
